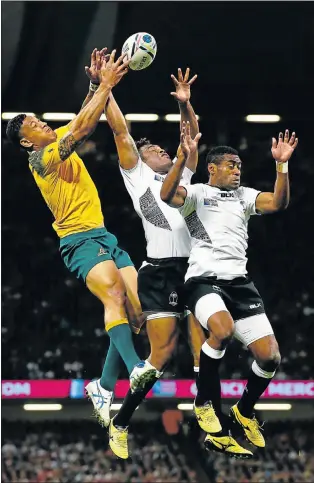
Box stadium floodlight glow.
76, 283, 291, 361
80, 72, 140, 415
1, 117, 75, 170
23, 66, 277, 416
165, 114, 200, 122
125, 114, 159, 122
42, 113, 76, 121
245, 115, 281, 123
177, 403, 194, 411
254, 403, 292, 411
23, 404, 63, 411
2, 112, 35, 120
111, 403, 138, 411
111, 403, 122, 410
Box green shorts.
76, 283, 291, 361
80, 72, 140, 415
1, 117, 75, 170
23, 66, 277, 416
60, 227, 134, 283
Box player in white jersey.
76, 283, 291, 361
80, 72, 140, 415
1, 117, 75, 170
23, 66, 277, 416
99, 68, 206, 459
161, 124, 298, 458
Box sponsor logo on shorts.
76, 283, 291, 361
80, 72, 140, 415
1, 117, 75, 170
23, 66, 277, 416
212, 285, 222, 292
204, 198, 218, 207
169, 291, 178, 307
249, 303, 262, 309
98, 248, 109, 256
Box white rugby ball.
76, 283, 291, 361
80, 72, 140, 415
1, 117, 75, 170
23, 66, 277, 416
122, 32, 157, 71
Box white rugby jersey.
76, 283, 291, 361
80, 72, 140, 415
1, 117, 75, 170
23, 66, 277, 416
120, 158, 193, 259
179, 184, 261, 281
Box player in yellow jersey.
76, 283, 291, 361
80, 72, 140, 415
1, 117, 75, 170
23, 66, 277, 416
6, 49, 158, 405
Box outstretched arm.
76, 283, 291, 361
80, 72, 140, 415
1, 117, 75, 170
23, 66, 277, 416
63, 51, 128, 157
29, 51, 129, 177
161, 121, 201, 207
67, 48, 108, 127
105, 92, 139, 170
256, 130, 298, 214
171, 68, 199, 173
160, 154, 188, 207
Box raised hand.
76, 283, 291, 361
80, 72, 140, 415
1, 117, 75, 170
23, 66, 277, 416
170, 68, 197, 104
180, 121, 190, 159
271, 130, 298, 163
180, 121, 202, 158
85, 48, 107, 84
100, 50, 130, 87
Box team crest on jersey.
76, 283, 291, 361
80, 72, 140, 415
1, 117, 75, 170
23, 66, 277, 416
240, 200, 246, 212
169, 291, 178, 306
204, 198, 218, 207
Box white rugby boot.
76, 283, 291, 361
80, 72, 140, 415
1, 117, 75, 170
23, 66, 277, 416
129, 360, 161, 393
85, 379, 113, 427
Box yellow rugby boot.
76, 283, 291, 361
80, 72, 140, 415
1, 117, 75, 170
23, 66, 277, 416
204, 433, 253, 459
230, 403, 265, 448
193, 401, 222, 433
109, 418, 129, 459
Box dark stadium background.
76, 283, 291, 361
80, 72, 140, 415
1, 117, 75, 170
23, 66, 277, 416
2, 2, 314, 482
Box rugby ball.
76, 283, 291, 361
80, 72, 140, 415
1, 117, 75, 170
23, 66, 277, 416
122, 32, 157, 71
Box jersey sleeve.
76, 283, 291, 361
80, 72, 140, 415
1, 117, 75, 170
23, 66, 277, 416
179, 184, 199, 217
242, 187, 261, 217
28, 142, 63, 178
28, 125, 74, 178
119, 157, 150, 196
181, 167, 194, 185
55, 125, 70, 138
172, 157, 194, 185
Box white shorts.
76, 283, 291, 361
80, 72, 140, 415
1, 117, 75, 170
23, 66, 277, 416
195, 293, 274, 347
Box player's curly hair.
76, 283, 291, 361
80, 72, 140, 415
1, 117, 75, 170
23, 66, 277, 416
135, 138, 152, 150
206, 145, 239, 165
6, 114, 27, 149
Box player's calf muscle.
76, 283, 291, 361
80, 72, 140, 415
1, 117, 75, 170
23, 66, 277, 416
147, 317, 178, 370
249, 335, 281, 370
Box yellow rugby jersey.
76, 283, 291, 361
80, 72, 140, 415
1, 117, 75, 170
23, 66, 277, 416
28, 125, 104, 238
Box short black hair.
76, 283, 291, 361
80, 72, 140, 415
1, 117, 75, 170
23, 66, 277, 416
206, 145, 239, 165
135, 138, 151, 150
6, 114, 27, 148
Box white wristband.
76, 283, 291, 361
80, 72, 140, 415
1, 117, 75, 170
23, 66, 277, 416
276, 161, 288, 174
89, 81, 99, 92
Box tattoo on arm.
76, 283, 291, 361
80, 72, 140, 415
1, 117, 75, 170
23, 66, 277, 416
58, 132, 84, 161
28, 150, 46, 177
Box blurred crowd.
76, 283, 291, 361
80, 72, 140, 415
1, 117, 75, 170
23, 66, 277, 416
2, 420, 314, 483
2, 124, 314, 381
199, 421, 314, 483
1, 421, 197, 483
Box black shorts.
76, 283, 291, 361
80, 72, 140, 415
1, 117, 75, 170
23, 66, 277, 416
185, 275, 265, 321
138, 257, 189, 316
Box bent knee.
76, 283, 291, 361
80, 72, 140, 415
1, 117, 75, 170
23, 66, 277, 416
214, 326, 234, 344
209, 313, 235, 345
88, 273, 127, 307
256, 349, 281, 372
104, 284, 127, 307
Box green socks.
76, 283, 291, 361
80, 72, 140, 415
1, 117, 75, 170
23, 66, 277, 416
107, 323, 141, 374
100, 340, 121, 391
